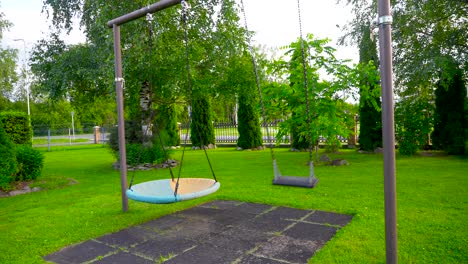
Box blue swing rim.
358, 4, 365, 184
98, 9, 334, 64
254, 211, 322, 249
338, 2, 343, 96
126, 178, 220, 204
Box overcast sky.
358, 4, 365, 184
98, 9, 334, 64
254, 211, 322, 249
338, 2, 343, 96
1, 0, 358, 64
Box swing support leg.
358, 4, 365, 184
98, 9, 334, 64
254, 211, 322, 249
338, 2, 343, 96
378, 0, 398, 262
113, 25, 128, 212
108, 0, 183, 212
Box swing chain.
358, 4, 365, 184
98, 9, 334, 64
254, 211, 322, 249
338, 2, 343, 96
175, 0, 218, 198
239, 0, 275, 160
146, 13, 153, 23
129, 11, 180, 189
296, 0, 314, 163
181, 0, 190, 24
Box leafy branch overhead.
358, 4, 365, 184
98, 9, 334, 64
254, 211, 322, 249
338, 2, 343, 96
36, 0, 246, 110
0, 6, 18, 103
264, 34, 357, 151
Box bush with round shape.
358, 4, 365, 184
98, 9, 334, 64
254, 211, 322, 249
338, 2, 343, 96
15, 145, 44, 181
108, 120, 171, 166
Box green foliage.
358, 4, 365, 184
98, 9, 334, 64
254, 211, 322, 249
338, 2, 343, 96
190, 96, 215, 147
15, 145, 44, 181
0, 48, 18, 100
39, 0, 246, 133
465, 98, 468, 149
392, 0, 467, 91
223, 53, 263, 149
343, 0, 467, 155
0, 111, 32, 145
396, 93, 433, 156
0, 6, 13, 39
72, 96, 116, 126
30, 100, 73, 128
125, 143, 166, 166
0, 8, 18, 102
237, 93, 263, 149
108, 120, 170, 165
30, 36, 112, 107
0, 120, 17, 190
342, 0, 467, 92
264, 35, 354, 152
432, 62, 467, 154
357, 26, 382, 151
211, 94, 237, 122
289, 110, 310, 150
156, 104, 180, 147
108, 120, 145, 156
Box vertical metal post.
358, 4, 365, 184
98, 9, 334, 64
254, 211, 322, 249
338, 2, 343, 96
47, 129, 50, 152
113, 24, 129, 212
378, 0, 398, 263
71, 111, 75, 140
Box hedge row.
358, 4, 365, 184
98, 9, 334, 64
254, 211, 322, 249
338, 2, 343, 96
0, 119, 43, 191
0, 111, 32, 145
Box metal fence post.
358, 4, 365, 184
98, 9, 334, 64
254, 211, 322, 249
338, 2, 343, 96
47, 129, 51, 152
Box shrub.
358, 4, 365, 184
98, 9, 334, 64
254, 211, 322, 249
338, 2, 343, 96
108, 120, 145, 156
398, 138, 420, 156
126, 144, 145, 166
237, 93, 263, 149
15, 145, 44, 181
0, 111, 32, 145
126, 141, 168, 166
432, 64, 466, 155
290, 112, 311, 150
395, 95, 433, 156
358, 26, 382, 152
190, 96, 215, 147
156, 104, 180, 147
0, 120, 17, 190
108, 120, 170, 165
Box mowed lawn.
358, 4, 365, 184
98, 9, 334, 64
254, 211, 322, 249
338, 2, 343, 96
0, 145, 466, 263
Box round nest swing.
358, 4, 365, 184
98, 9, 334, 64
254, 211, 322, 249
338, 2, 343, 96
126, 178, 220, 204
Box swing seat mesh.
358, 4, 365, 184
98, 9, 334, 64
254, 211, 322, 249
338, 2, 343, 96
272, 160, 319, 188
126, 178, 220, 204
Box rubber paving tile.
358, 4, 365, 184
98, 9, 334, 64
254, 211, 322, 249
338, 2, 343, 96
44, 200, 352, 264
304, 210, 353, 227
43, 240, 116, 264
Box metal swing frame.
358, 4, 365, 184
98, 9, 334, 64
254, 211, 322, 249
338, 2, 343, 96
109, 0, 397, 261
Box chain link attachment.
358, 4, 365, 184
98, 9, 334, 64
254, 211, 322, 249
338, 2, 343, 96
181, 0, 191, 24
378, 15, 393, 25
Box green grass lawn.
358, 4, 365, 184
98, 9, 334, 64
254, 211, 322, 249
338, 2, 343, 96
32, 138, 90, 145
0, 145, 466, 263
